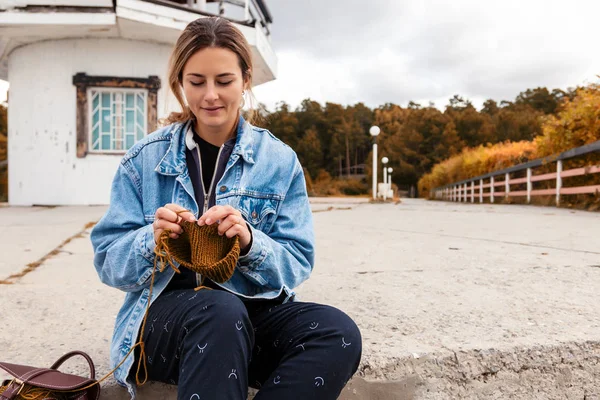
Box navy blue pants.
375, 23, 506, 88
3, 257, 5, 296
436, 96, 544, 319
130, 288, 362, 400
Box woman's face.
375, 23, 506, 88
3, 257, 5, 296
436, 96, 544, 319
182, 47, 247, 137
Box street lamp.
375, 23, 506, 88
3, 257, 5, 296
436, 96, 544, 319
388, 167, 393, 199
381, 157, 389, 200
369, 126, 380, 200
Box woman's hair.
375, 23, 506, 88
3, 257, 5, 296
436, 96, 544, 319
163, 17, 258, 125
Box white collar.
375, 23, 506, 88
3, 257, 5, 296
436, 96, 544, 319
185, 124, 197, 150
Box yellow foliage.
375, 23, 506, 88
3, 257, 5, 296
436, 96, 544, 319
419, 83, 600, 199
535, 84, 600, 157
419, 141, 537, 197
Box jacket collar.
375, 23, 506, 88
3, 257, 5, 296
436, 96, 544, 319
232, 115, 255, 164
156, 116, 255, 176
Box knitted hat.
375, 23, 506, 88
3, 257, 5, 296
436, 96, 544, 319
155, 221, 240, 284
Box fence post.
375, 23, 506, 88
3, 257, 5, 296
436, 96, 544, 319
505, 172, 510, 201
490, 176, 495, 203
464, 183, 468, 202
527, 168, 532, 204
479, 179, 483, 203
556, 160, 562, 206
471, 181, 474, 203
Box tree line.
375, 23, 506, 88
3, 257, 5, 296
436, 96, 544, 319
260, 87, 578, 195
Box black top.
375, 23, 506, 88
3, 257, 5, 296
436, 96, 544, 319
185, 128, 236, 213
195, 134, 221, 194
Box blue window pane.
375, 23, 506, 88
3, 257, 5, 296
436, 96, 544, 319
126, 94, 134, 108
136, 109, 144, 128
137, 125, 144, 140
136, 93, 143, 109
101, 135, 111, 150
92, 125, 99, 150
101, 93, 110, 108
126, 135, 134, 149
101, 110, 111, 133
126, 110, 134, 133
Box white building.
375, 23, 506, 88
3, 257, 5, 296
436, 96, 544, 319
0, 0, 276, 205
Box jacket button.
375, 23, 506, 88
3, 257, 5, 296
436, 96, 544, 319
251, 211, 258, 219
219, 185, 227, 192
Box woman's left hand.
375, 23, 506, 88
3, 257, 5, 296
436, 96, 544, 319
198, 205, 252, 252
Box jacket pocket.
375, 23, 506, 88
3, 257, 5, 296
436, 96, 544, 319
237, 195, 279, 233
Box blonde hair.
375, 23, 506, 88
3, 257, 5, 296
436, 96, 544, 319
163, 17, 258, 125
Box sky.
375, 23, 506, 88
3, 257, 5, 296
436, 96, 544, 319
2, 0, 600, 111
252, 0, 600, 111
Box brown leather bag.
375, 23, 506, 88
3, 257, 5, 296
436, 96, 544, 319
0, 351, 100, 400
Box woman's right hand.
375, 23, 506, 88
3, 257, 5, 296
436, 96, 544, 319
153, 204, 197, 244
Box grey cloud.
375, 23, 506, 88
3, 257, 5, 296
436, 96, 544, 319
262, 0, 600, 109
268, 0, 399, 57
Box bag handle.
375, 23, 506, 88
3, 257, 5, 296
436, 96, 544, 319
0, 352, 98, 400
50, 351, 96, 380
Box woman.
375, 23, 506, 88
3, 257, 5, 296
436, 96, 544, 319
91, 17, 362, 400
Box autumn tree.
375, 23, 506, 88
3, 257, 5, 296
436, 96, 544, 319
535, 84, 600, 156
264, 102, 300, 148
515, 87, 570, 115
444, 95, 495, 146
295, 128, 323, 180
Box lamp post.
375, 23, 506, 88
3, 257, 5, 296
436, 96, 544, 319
381, 157, 389, 200
388, 167, 393, 198
369, 126, 380, 200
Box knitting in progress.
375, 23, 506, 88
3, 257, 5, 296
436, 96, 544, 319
154, 220, 241, 290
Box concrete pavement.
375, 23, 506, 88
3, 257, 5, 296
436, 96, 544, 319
1, 198, 599, 399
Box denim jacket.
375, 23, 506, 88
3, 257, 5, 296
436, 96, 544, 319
90, 117, 315, 398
